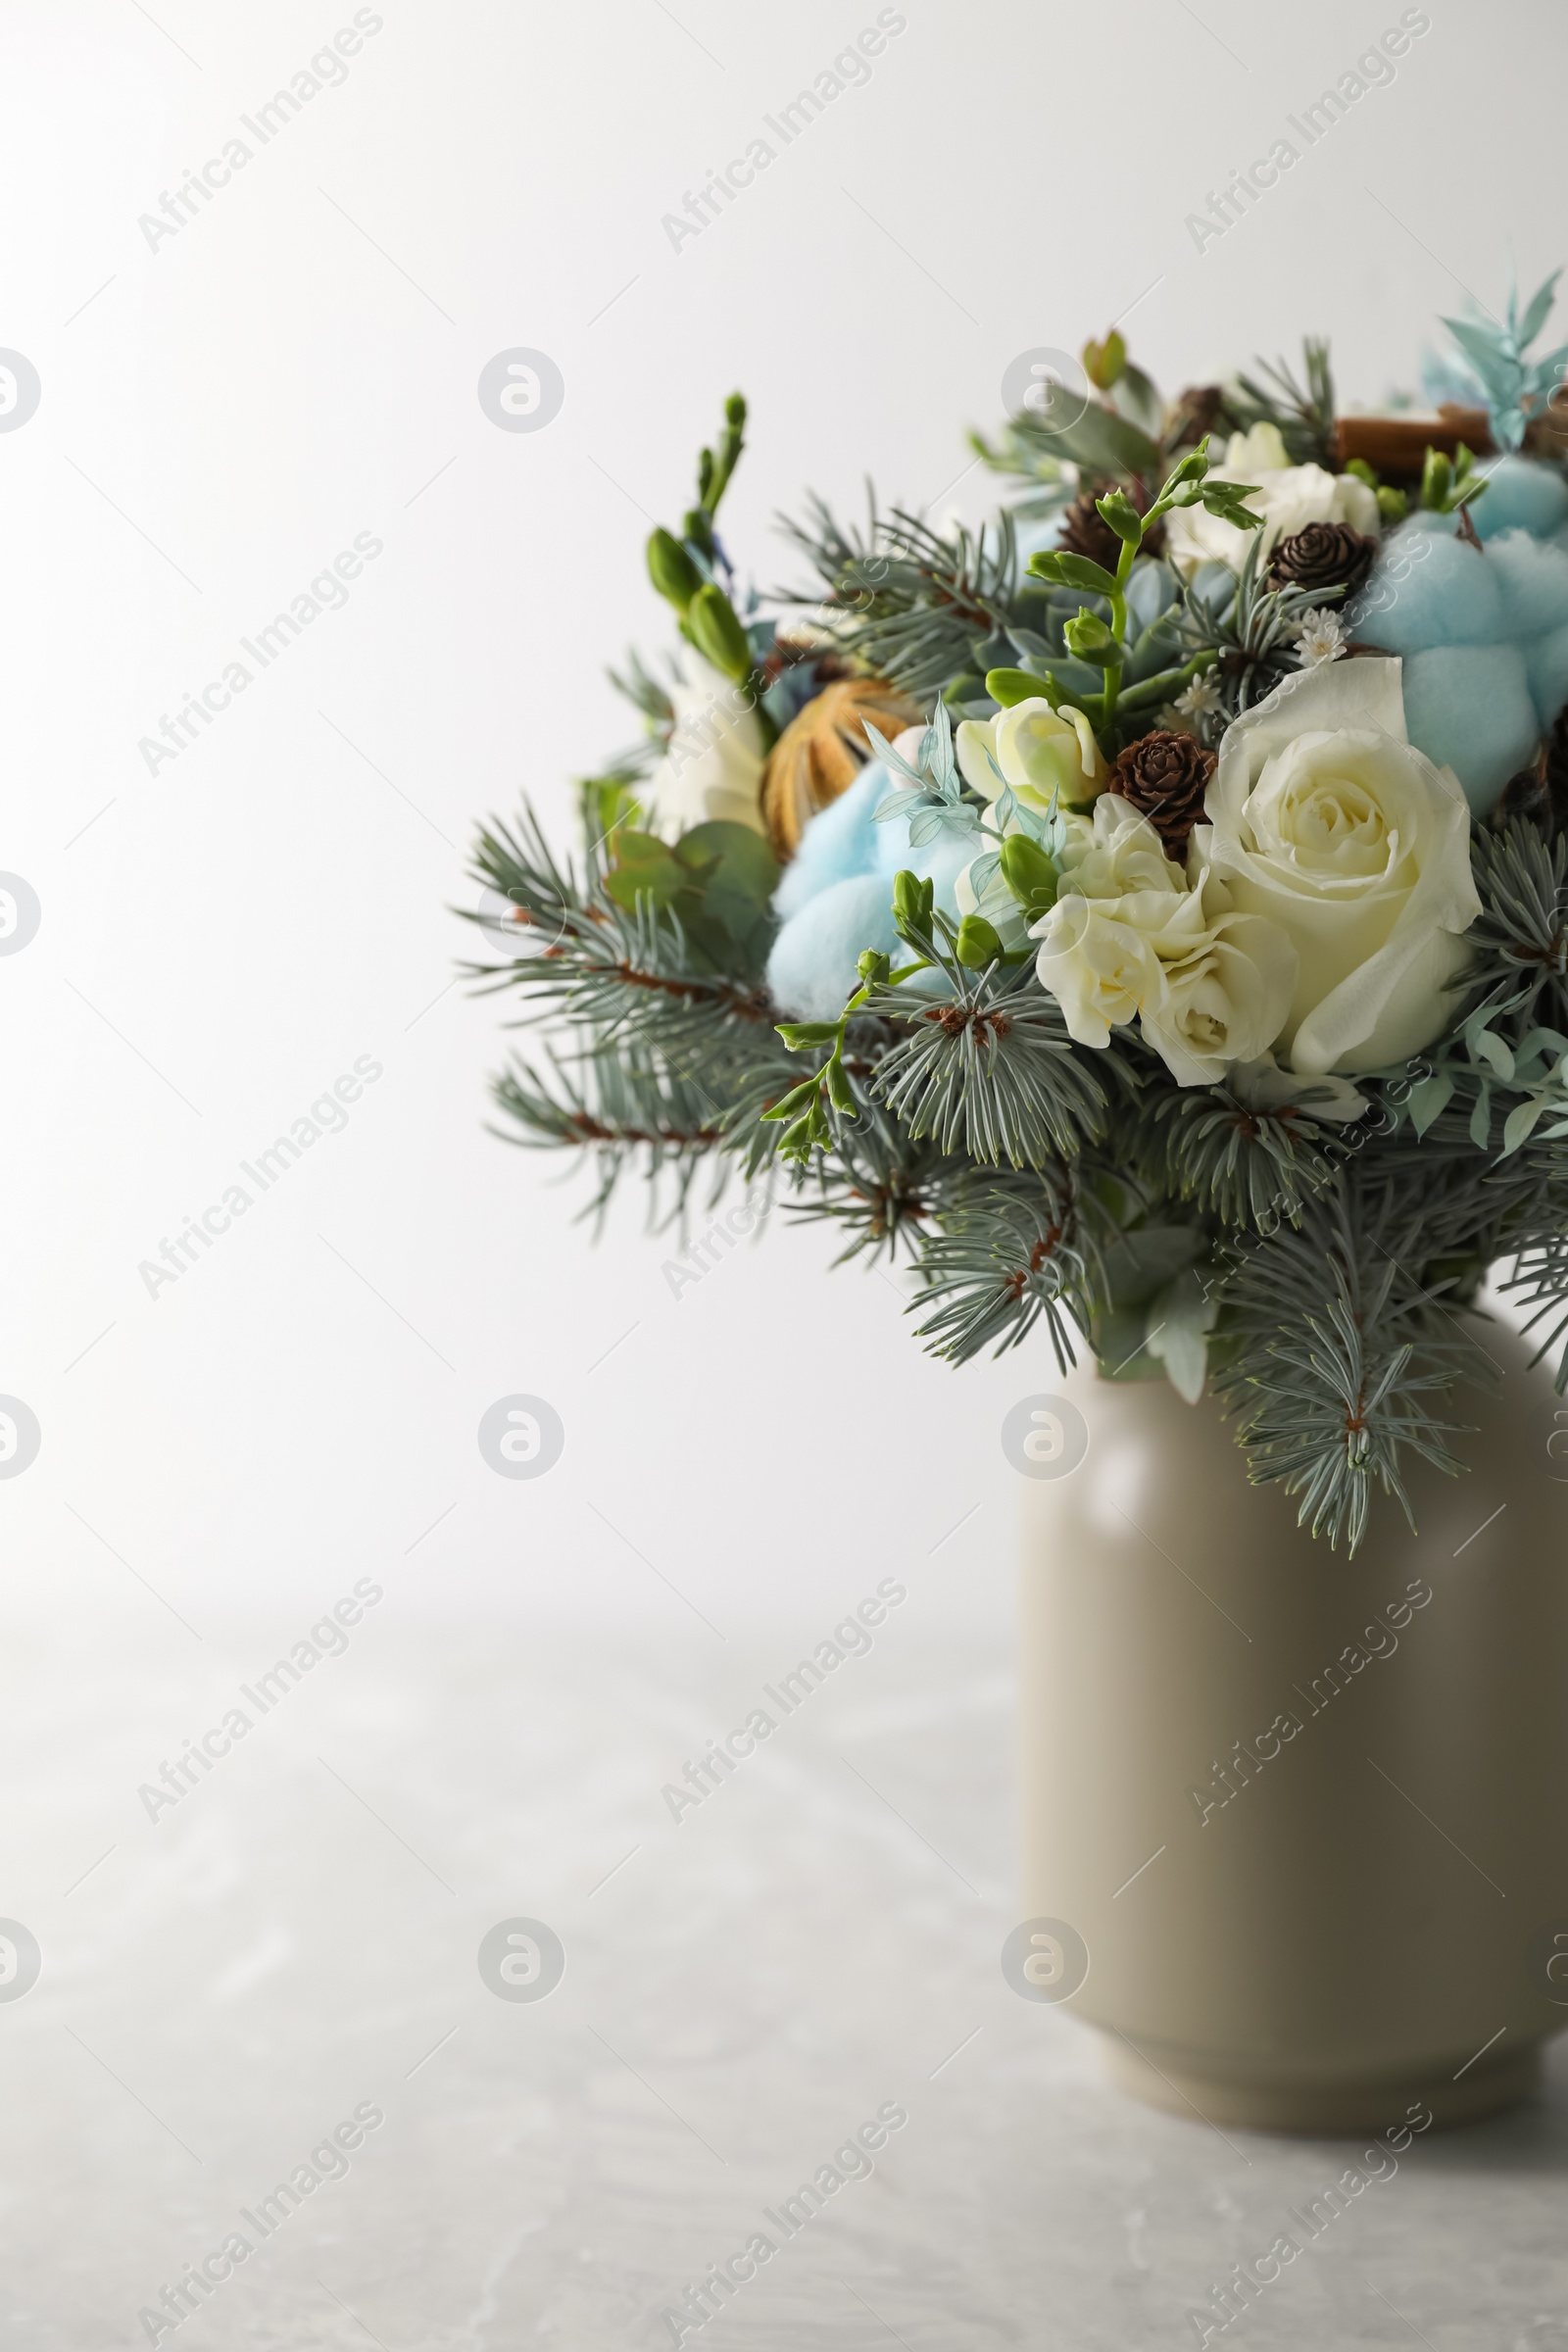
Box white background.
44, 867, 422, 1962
3, 4, 1566, 2345
5, 0, 1561, 1639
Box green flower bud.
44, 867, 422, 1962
999, 833, 1058, 918
892, 869, 935, 929
985, 665, 1059, 710
647, 527, 703, 612
724, 392, 746, 428
687, 584, 754, 681
1063, 608, 1118, 666
683, 506, 717, 561
1420, 447, 1452, 510
1344, 458, 1380, 491
955, 914, 1003, 968
1095, 489, 1143, 545
1169, 440, 1210, 487
857, 950, 892, 984
1376, 484, 1408, 524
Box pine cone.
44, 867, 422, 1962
1266, 522, 1378, 600
1110, 730, 1216, 862
1169, 384, 1228, 451
1055, 490, 1164, 569
760, 675, 923, 859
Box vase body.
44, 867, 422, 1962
1017, 1324, 1568, 2133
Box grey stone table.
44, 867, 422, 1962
5, 1617, 1565, 2350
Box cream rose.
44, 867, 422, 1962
1195, 658, 1481, 1075
640, 646, 766, 837
1033, 897, 1168, 1049
1139, 913, 1298, 1087
1163, 421, 1381, 580
956, 697, 1102, 809
1031, 795, 1300, 1084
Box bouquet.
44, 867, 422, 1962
467, 274, 1568, 1550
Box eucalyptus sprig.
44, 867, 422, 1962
1020, 437, 1260, 739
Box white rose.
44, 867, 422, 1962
1138, 912, 1298, 1087
640, 647, 766, 837
1163, 423, 1381, 580
1032, 896, 1168, 1049
956, 697, 1102, 809
1196, 658, 1481, 1075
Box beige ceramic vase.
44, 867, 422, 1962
1017, 1321, 1568, 2134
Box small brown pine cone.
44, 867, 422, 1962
1110, 730, 1217, 862
1169, 383, 1228, 451
1055, 490, 1164, 569
1266, 521, 1378, 600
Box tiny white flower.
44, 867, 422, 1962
1292, 608, 1348, 668
1156, 703, 1192, 736
1174, 677, 1223, 720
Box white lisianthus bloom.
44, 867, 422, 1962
1032, 896, 1169, 1049
640, 646, 767, 837
1163, 421, 1381, 580
1056, 791, 1184, 902
1138, 912, 1298, 1087
955, 697, 1102, 809
1031, 793, 1300, 1083
1195, 657, 1481, 1075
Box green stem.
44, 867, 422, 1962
1115, 648, 1218, 715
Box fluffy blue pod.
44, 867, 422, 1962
1401, 643, 1540, 814
765, 872, 901, 1019
1526, 622, 1568, 727
770, 761, 885, 919
1473, 455, 1568, 542
1357, 526, 1505, 653
1488, 529, 1568, 641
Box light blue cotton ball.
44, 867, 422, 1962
766, 872, 901, 1019
1401, 644, 1540, 814
1473, 454, 1568, 542
1487, 529, 1568, 641
771, 761, 885, 919
1526, 622, 1568, 728
1356, 525, 1505, 653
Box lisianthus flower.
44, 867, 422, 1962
1163, 421, 1381, 580
955, 697, 1102, 809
